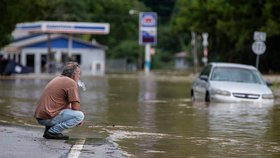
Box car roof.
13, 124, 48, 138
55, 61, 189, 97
209, 62, 257, 70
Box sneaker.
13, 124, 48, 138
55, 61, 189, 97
44, 126, 51, 134
43, 131, 69, 140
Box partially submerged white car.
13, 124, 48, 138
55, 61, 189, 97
191, 62, 274, 104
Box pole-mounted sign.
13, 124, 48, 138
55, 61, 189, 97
139, 12, 157, 75
252, 31, 266, 69
139, 12, 157, 45
202, 32, 208, 66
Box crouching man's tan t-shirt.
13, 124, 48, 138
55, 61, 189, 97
34, 76, 80, 119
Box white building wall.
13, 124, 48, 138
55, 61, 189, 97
0, 51, 9, 59
20, 48, 105, 76
81, 49, 105, 76
34, 52, 41, 74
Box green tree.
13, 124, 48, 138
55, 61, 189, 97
0, 0, 62, 46
171, 0, 280, 72
0, 0, 55, 46
110, 40, 141, 64
83, 0, 147, 59
261, 0, 280, 72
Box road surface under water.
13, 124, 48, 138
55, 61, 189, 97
0, 74, 280, 158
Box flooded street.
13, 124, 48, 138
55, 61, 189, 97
1, 74, 280, 157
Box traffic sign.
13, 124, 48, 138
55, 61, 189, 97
252, 41, 266, 55
253, 31, 266, 69
202, 33, 208, 47
254, 31, 266, 42
203, 48, 208, 57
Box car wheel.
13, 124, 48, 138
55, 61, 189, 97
205, 91, 210, 102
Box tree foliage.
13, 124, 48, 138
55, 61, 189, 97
171, 0, 280, 72
0, 0, 63, 46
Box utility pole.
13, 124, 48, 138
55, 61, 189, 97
139, 12, 157, 76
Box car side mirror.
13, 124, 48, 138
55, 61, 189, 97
266, 80, 273, 87
199, 75, 209, 81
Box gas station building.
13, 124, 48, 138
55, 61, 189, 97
1, 21, 110, 76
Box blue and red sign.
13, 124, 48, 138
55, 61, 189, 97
140, 13, 157, 27
139, 12, 157, 45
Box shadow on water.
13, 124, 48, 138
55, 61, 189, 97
1, 74, 280, 157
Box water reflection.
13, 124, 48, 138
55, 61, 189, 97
138, 74, 157, 131
206, 102, 273, 137
138, 74, 160, 156
192, 101, 278, 157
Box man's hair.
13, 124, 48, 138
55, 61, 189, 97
61, 61, 80, 77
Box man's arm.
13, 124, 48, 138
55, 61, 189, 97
71, 101, 81, 111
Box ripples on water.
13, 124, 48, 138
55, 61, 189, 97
1, 75, 280, 157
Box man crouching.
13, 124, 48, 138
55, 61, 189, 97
34, 61, 84, 140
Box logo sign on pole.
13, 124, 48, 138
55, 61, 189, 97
139, 12, 157, 45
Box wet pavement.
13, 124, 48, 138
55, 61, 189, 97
1, 73, 280, 157
0, 123, 125, 158
0, 124, 70, 158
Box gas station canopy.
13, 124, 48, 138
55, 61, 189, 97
14, 21, 110, 35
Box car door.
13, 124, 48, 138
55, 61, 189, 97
193, 65, 212, 101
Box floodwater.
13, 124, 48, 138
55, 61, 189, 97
1, 74, 280, 157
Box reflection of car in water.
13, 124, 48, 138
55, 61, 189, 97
191, 62, 274, 104
0, 59, 31, 76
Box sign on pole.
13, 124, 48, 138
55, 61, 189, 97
252, 41, 266, 55
202, 32, 208, 66
252, 31, 266, 69
139, 12, 157, 75
139, 12, 157, 45
202, 33, 208, 47
254, 31, 266, 42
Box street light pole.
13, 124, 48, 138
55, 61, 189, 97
129, 9, 142, 71
129, 9, 139, 15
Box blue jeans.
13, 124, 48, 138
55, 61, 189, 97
37, 109, 84, 134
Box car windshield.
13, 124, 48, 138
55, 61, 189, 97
210, 67, 265, 84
